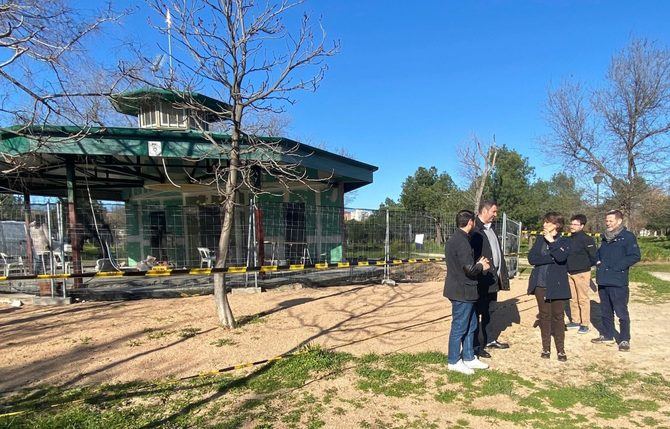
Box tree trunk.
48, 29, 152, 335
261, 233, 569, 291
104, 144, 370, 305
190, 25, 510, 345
214, 187, 237, 327
213, 106, 243, 328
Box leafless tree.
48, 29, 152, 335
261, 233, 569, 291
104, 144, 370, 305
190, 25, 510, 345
458, 134, 497, 212
0, 1, 127, 125
0, 0, 131, 174
544, 39, 670, 227
145, 0, 339, 328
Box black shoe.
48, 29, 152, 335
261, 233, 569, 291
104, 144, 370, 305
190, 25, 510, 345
591, 336, 615, 344
485, 340, 510, 349
557, 352, 568, 362
618, 341, 630, 352
540, 350, 550, 359
477, 349, 492, 359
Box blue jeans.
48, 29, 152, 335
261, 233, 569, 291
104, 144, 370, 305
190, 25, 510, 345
598, 286, 630, 342
448, 300, 478, 364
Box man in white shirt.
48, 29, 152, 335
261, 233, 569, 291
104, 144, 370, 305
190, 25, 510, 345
470, 200, 511, 358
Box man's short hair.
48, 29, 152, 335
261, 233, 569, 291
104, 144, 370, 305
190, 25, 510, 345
570, 214, 587, 225
456, 209, 475, 228
606, 209, 624, 220
478, 199, 498, 214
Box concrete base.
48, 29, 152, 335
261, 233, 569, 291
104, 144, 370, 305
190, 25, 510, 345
0, 293, 33, 306
32, 296, 73, 306
230, 287, 263, 294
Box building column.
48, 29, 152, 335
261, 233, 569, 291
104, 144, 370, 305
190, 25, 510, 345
66, 157, 82, 287
22, 190, 34, 273
339, 183, 346, 261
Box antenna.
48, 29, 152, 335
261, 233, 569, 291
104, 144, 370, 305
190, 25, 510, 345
165, 8, 173, 77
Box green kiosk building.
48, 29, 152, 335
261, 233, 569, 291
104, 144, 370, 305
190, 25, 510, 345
0, 89, 377, 276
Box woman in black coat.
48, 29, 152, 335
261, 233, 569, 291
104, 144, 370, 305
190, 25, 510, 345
528, 212, 571, 361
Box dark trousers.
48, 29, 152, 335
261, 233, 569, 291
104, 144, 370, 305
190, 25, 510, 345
598, 286, 630, 342
534, 287, 566, 354
474, 292, 497, 350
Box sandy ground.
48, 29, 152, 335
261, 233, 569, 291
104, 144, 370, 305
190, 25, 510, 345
1, 271, 668, 395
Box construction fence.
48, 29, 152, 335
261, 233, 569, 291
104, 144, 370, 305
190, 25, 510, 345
0, 200, 521, 296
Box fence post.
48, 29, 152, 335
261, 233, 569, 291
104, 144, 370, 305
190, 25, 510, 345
22, 191, 34, 274
517, 221, 522, 260
244, 198, 258, 288
501, 212, 508, 258
57, 201, 67, 297
382, 209, 395, 285
46, 202, 55, 297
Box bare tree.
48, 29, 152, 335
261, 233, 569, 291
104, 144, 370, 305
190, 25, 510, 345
146, 0, 339, 328
0, 1, 126, 127
0, 1, 132, 178
458, 134, 497, 212
545, 39, 670, 228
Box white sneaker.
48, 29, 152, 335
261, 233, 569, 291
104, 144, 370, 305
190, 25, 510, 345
447, 359, 475, 375
464, 357, 489, 370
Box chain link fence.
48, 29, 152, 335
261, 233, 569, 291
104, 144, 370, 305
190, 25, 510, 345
0, 199, 521, 297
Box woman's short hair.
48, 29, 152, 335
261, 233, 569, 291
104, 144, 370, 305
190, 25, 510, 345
543, 212, 564, 233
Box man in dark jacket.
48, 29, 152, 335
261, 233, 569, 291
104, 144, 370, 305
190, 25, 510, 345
470, 200, 511, 358
591, 210, 641, 352
444, 209, 491, 375
566, 214, 597, 334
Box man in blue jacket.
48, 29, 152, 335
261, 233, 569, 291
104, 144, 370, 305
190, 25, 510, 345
591, 210, 641, 352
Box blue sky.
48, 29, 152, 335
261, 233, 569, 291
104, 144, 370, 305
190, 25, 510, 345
105, 1, 670, 208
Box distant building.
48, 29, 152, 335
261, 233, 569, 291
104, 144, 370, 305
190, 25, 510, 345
344, 209, 372, 222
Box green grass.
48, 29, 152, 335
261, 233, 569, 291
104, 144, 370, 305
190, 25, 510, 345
639, 237, 670, 262
245, 347, 353, 394
178, 327, 202, 338
1, 351, 669, 429
630, 263, 670, 300
210, 338, 237, 347
355, 352, 445, 397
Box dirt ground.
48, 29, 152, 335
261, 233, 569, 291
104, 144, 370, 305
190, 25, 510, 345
1, 269, 668, 395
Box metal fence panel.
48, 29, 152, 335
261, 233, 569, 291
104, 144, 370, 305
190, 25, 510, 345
0, 198, 522, 293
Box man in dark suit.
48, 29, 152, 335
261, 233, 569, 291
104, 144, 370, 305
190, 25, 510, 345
471, 199, 511, 358
444, 209, 491, 375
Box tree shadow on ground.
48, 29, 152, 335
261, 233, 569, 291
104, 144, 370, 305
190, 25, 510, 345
236, 285, 367, 327
286, 283, 449, 355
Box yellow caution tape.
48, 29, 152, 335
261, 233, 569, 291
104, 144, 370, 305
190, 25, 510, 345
94, 271, 124, 277
523, 230, 602, 237
0, 257, 448, 282
147, 269, 172, 277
